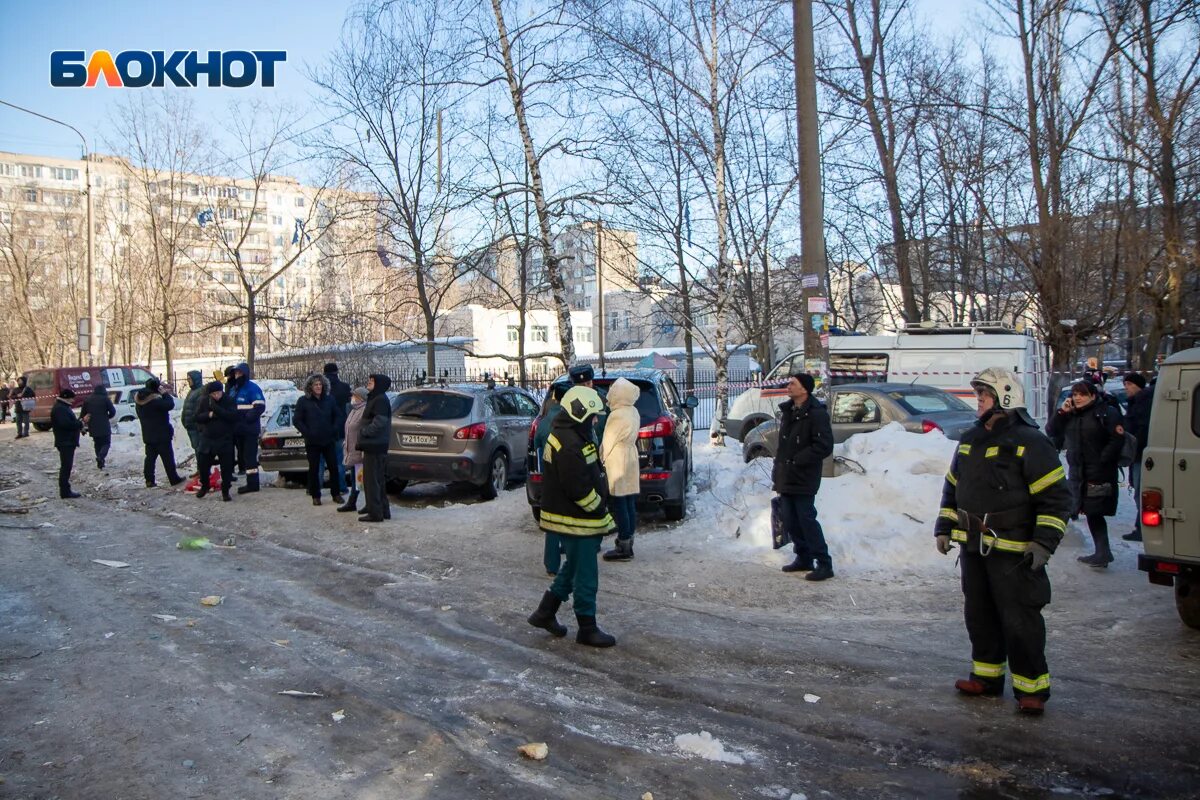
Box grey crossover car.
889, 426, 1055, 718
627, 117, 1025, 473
386, 384, 540, 500
742, 382, 977, 462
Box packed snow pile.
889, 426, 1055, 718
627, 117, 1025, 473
684, 423, 958, 574
674, 731, 747, 764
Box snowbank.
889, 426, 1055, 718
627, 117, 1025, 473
681, 423, 957, 574
674, 731, 748, 764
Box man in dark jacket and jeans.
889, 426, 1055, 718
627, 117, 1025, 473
136, 378, 184, 488
355, 373, 392, 522
773, 372, 835, 581
80, 384, 116, 469
294, 373, 345, 507
322, 362, 351, 497
180, 370, 205, 460
51, 389, 83, 498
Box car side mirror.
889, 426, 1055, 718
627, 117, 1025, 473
684, 396, 699, 409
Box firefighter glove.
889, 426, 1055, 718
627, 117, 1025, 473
1024, 542, 1052, 570
935, 534, 953, 555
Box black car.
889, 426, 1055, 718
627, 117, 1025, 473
526, 369, 698, 521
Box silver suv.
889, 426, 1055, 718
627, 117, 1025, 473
386, 384, 540, 500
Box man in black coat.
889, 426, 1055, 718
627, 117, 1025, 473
1122, 372, 1152, 542
323, 362, 351, 498
0, 382, 10, 423
80, 384, 116, 469
193, 381, 237, 501
294, 373, 345, 506
50, 389, 83, 498
355, 373, 392, 523
772, 372, 835, 581
13, 376, 35, 439
136, 378, 184, 488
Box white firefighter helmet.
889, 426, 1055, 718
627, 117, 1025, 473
970, 367, 1025, 410
561, 385, 606, 423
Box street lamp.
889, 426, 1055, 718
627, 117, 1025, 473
0, 100, 97, 365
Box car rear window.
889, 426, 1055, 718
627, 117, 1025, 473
593, 380, 661, 421
890, 390, 971, 414
394, 391, 474, 420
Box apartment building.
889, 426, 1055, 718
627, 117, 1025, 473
0, 148, 385, 370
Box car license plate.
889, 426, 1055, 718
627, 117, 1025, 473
282, 440, 305, 449
402, 434, 437, 446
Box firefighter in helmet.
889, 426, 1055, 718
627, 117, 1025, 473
934, 367, 1072, 715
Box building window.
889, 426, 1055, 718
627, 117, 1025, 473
24, 189, 38, 203
50, 167, 79, 181
507, 326, 519, 343
221, 333, 243, 349
532, 325, 548, 343
274, 235, 284, 246
20, 165, 43, 178
575, 327, 592, 344
608, 311, 618, 331
272, 215, 283, 226
294, 196, 306, 207
624, 310, 632, 330
0, 164, 12, 177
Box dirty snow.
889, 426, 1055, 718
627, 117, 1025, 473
674, 730, 747, 764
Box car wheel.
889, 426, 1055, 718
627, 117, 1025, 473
33, 422, 51, 432
531, 506, 541, 522
741, 418, 767, 441
386, 478, 408, 495
481, 451, 508, 500
119, 415, 134, 422
663, 502, 686, 521
280, 471, 306, 484
744, 445, 766, 463
1176, 575, 1200, 630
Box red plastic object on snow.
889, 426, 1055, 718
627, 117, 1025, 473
184, 471, 221, 493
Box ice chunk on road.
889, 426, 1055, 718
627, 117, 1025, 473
674, 731, 745, 764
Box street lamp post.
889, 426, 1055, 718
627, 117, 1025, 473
0, 100, 97, 365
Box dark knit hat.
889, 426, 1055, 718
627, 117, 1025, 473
1123, 372, 1147, 389
569, 363, 595, 384
58, 389, 75, 399
791, 372, 815, 393
205, 381, 225, 394
323, 362, 338, 375
145, 378, 160, 391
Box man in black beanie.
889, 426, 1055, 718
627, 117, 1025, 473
1122, 372, 1151, 541
772, 372, 835, 581
51, 389, 83, 498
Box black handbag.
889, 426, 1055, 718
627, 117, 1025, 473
1085, 482, 1114, 498
771, 496, 790, 549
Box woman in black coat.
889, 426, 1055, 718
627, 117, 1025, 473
80, 385, 116, 469
293, 374, 344, 507
1046, 380, 1125, 567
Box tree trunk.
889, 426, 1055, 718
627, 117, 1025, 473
489, 0, 575, 366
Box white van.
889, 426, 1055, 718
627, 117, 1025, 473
724, 323, 1049, 441
1137, 347, 1200, 629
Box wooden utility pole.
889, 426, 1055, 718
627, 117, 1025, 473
792, 0, 828, 383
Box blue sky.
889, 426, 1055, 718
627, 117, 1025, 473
0, 0, 971, 167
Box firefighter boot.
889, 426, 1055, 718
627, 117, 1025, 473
603, 537, 634, 562
575, 615, 616, 647
1017, 696, 1046, 716
527, 591, 567, 637
955, 677, 1004, 697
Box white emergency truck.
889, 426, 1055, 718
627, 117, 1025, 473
723, 323, 1049, 441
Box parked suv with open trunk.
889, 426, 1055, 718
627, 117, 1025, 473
526, 368, 697, 521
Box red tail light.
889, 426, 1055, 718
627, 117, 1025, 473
1142, 488, 1163, 527
921, 420, 942, 434
641, 472, 671, 480
530, 473, 543, 483
638, 416, 675, 438
261, 437, 280, 448
454, 422, 488, 440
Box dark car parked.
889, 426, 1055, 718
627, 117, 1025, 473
385, 384, 541, 500
526, 368, 698, 521
742, 382, 976, 462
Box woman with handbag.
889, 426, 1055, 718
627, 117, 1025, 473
1046, 380, 1126, 567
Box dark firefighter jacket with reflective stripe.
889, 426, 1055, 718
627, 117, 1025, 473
539, 414, 616, 537
934, 412, 1072, 555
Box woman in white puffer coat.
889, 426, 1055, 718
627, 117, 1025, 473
601, 378, 641, 561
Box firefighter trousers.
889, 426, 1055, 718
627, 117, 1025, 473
960, 549, 1052, 700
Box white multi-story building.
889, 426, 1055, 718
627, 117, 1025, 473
438, 304, 595, 378
0, 148, 385, 374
